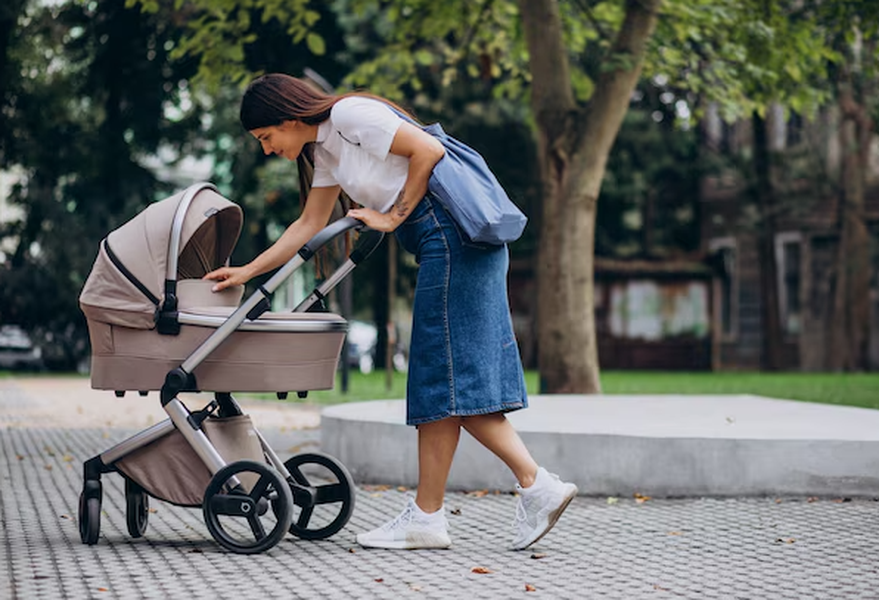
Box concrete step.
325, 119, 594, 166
321, 395, 879, 497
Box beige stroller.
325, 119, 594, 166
78, 182, 382, 554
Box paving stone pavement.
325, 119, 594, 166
3, 380, 879, 599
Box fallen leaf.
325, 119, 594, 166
364, 485, 391, 492
471, 566, 493, 574
397, 486, 408, 492
667, 531, 683, 536
409, 584, 422, 591
530, 553, 547, 560
525, 583, 537, 592
148, 508, 158, 514
63, 455, 73, 463
450, 508, 462, 516
634, 493, 651, 504
348, 548, 356, 553
188, 548, 203, 554
16, 454, 24, 461
654, 584, 671, 592
833, 498, 852, 503
467, 490, 489, 498
775, 498, 783, 504
606, 497, 619, 505
44, 465, 53, 471
775, 538, 796, 544
97, 588, 109, 592
374, 578, 384, 583
807, 497, 818, 503
60, 515, 71, 520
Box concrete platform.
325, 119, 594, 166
322, 395, 879, 497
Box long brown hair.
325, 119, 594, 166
240, 73, 414, 130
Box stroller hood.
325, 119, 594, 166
80, 185, 243, 329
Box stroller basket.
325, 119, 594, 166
76, 182, 383, 554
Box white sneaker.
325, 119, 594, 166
511, 467, 578, 550
356, 498, 452, 550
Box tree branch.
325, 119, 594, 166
517, 0, 576, 124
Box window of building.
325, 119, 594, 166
786, 111, 804, 147
709, 238, 738, 340
775, 233, 803, 335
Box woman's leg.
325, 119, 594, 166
415, 417, 462, 513
460, 413, 539, 488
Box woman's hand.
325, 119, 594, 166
203, 265, 254, 292
347, 207, 398, 232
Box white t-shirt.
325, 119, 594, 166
312, 96, 409, 212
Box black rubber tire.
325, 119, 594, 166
125, 479, 149, 538
282, 452, 356, 540
202, 460, 293, 554
78, 493, 101, 545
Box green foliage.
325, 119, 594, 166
598, 83, 709, 258
0, 0, 204, 368
651, 0, 836, 122
127, 0, 328, 91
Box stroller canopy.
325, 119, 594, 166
80, 184, 243, 330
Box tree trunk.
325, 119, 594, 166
518, 0, 662, 393
751, 111, 784, 370
828, 82, 872, 370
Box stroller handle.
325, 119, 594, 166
298, 217, 364, 262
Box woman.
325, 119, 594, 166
205, 73, 577, 551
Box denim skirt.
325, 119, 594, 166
394, 195, 528, 426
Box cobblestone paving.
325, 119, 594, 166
3, 386, 879, 598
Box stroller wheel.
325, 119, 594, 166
78, 491, 101, 545
202, 460, 293, 554
280, 452, 356, 540
125, 479, 149, 538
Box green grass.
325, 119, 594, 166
599, 371, 879, 410
4, 368, 877, 410
247, 370, 879, 411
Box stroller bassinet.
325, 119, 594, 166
79, 183, 346, 393
76, 182, 383, 554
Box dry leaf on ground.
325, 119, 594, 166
471, 566, 493, 574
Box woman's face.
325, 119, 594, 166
250, 120, 310, 161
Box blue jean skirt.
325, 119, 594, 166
394, 195, 528, 426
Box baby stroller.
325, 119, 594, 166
78, 182, 382, 554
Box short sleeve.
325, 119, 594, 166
311, 147, 338, 188
331, 97, 404, 160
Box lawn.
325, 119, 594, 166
259, 370, 879, 411
3, 368, 876, 410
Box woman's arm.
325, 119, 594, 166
204, 184, 341, 291
347, 122, 444, 231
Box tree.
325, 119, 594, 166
815, 0, 879, 371
0, 0, 204, 368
